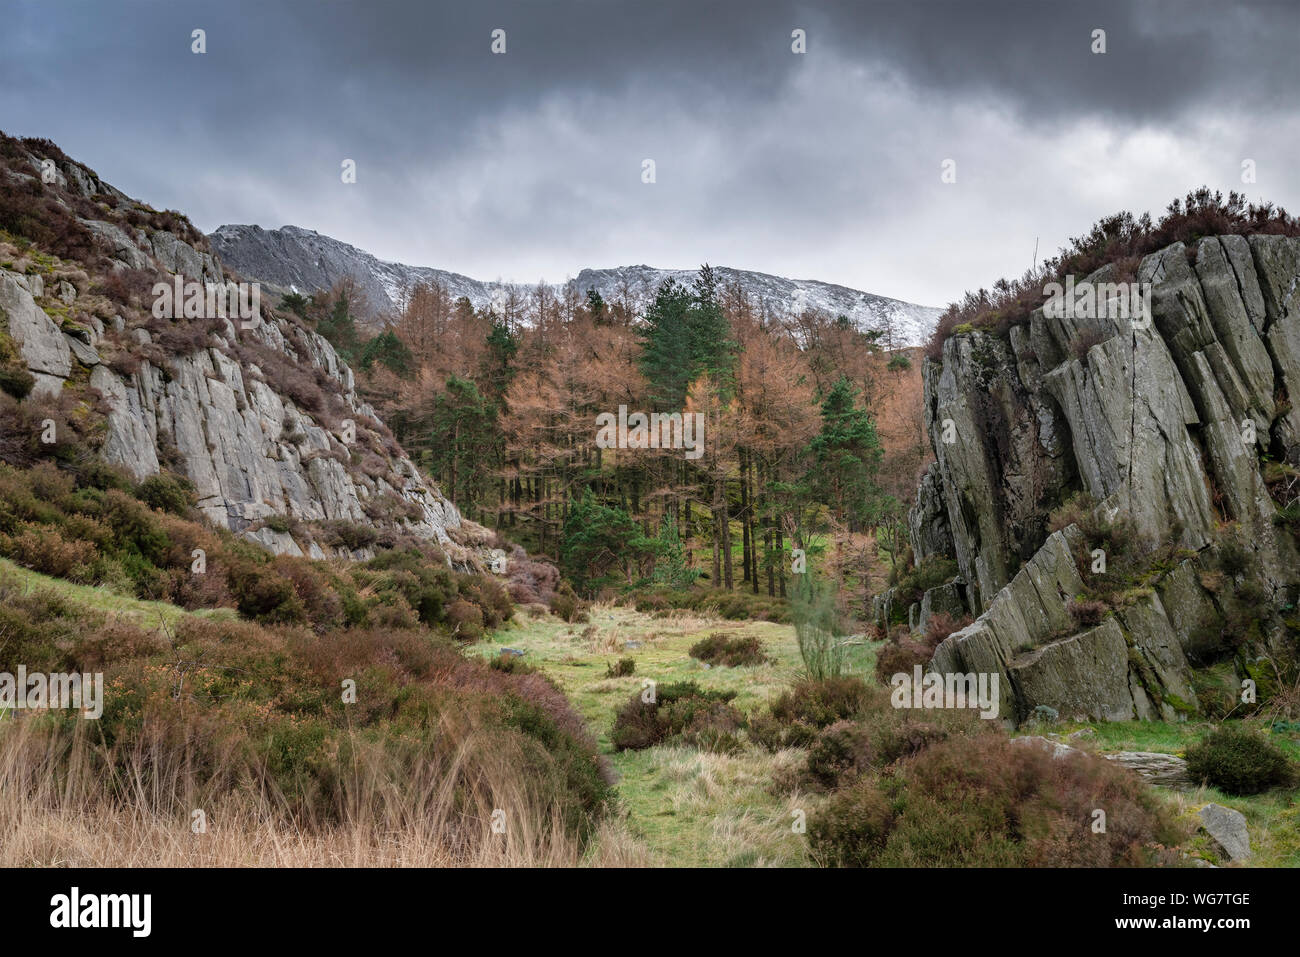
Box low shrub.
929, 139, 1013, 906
490, 652, 537, 675
445, 599, 485, 641
809, 734, 1184, 867
605, 657, 635, 678
803, 720, 877, 791
630, 586, 790, 623
611, 681, 744, 753
0, 521, 97, 579
551, 582, 588, 623
134, 471, 195, 516
1067, 598, 1108, 629
688, 633, 768, 667
889, 557, 958, 619
873, 615, 968, 687
321, 519, 379, 552
0, 561, 615, 850
456, 572, 513, 629
1184, 724, 1294, 795
873, 636, 931, 686
770, 676, 873, 729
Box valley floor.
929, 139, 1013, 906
0, 557, 1295, 867
471, 606, 867, 867
472, 606, 1300, 868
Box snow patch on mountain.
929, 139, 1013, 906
209, 225, 942, 346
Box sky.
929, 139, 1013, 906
2, 0, 1298, 308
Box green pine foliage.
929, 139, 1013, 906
809, 376, 885, 529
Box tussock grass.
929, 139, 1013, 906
0, 716, 647, 867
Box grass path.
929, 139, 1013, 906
470, 605, 872, 866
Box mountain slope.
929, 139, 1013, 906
0, 133, 492, 567
209, 223, 943, 346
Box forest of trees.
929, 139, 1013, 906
290, 266, 930, 603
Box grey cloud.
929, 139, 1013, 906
0, 0, 1296, 307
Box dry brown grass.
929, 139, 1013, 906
0, 717, 647, 868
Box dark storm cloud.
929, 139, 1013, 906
0, 0, 1297, 305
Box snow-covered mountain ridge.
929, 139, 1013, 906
209, 224, 942, 346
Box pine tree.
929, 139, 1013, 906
638, 277, 695, 409
808, 376, 884, 529
428, 375, 495, 512
689, 264, 736, 391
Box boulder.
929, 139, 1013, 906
1103, 751, 1190, 788
1196, 804, 1251, 862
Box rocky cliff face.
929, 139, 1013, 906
0, 139, 493, 569
891, 234, 1300, 725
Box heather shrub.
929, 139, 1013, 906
1217, 537, 1251, 578
551, 582, 588, 623
926, 188, 1300, 360
1185, 724, 1294, 795
1069, 327, 1110, 360
274, 556, 345, 634
810, 734, 1184, 867
630, 586, 790, 623
806, 781, 894, 867
748, 712, 818, 752
890, 557, 959, 613
0, 522, 97, 579
445, 599, 485, 641
364, 547, 455, 623
1067, 598, 1108, 629
321, 519, 379, 552
795, 691, 986, 791
0, 365, 34, 400
688, 632, 768, 667
803, 720, 876, 791
456, 572, 513, 628
611, 681, 743, 752
874, 613, 970, 685
769, 676, 875, 729
874, 629, 934, 686
225, 556, 306, 624
490, 652, 537, 675
504, 546, 560, 605
0, 566, 614, 848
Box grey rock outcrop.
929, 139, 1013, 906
916, 579, 967, 631
0, 271, 72, 397
908, 462, 953, 564
913, 234, 1300, 725
1, 143, 487, 569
